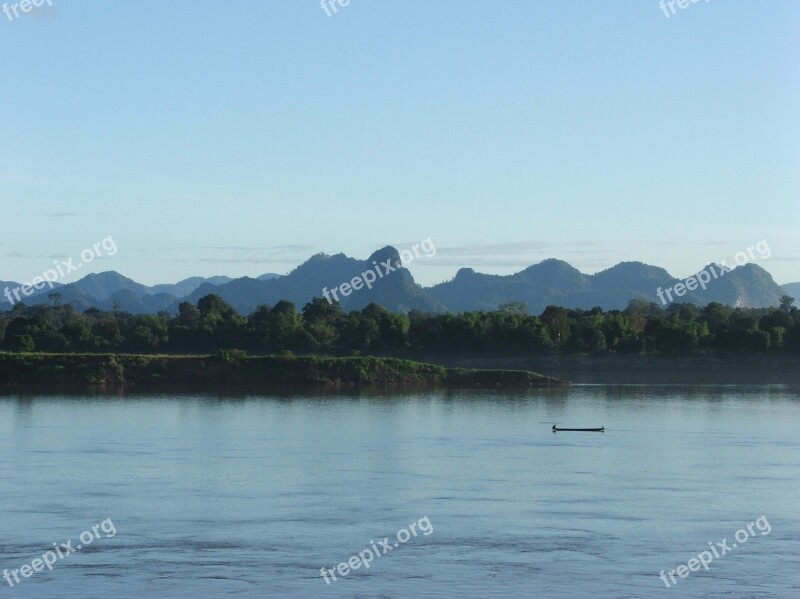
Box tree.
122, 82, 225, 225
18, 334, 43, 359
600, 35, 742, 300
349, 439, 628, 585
499, 301, 528, 316
14, 334, 35, 353
779, 295, 795, 312
249, 300, 303, 351
61, 316, 93, 349
176, 302, 200, 327
302, 298, 343, 351
701, 302, 731, 336
196, 294, 246, 348
541, 306, 570, 347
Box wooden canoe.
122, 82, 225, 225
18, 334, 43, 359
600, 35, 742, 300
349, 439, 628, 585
552, 425, 604, 432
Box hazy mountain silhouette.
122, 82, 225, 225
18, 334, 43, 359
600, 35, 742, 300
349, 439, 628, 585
0, 250, 789, 314
430, 260, 784, 312
149, 276, 233, 298
781, 282, 800, 299
429, 259, 591, 312
175, 247, 445, 314
71, 272, 150, 302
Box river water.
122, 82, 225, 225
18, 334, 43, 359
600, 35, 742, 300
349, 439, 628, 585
1, 385, 798, 598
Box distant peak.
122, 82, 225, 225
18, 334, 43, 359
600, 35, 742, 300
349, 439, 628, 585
81, 271, 128, 280
368, 246, 401, 265
520, 259, 581, 276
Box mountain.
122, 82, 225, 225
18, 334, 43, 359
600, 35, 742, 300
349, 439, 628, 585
429, 259, 588, 312
0, 279, 69, 310
101, 290, 179, 313
0, 251, 791, 315
429, 260, 785, 313
71, 272, 150, 302
429, 258, 670, 313
175, 248, 445, 314
0, 281, 23, 308
691, 263, 783, 308
590, 261, 675, 295
346, 247, 444, 313
13, 283, 97, 312
781, 283, 800, 299
1, 273, 236, 314
149, 276, 233, 298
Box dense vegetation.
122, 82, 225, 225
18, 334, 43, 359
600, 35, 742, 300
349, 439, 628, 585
0, 294, 797, 357
0, 353, 565, 387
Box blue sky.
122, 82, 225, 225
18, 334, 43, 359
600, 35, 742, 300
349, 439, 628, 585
1, 0, 798, 286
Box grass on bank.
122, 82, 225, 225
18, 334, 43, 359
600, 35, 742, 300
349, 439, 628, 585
0, 352, 564, 387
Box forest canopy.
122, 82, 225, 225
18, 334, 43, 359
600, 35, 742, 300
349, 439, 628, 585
1, 294, 797, 357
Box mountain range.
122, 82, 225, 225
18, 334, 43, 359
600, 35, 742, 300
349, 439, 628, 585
1, 247, 795, 315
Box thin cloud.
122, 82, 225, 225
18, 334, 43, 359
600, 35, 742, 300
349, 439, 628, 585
436, 241, 605, 257
198, 258, 298, 265
418, 258, 545, 268
417, 256, 609, 269
141, 244, 315, 256
413, 240, 612, 268
570, 260, 621, 270
197, 244, 315, 254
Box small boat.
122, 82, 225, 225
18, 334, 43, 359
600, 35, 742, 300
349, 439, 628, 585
552, 425, 604, 432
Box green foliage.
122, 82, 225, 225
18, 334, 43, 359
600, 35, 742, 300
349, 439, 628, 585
218, 349, 248, 364
14, 334, 35, 353
1, 293, 798, 358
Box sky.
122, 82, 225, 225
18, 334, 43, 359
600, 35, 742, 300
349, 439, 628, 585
1, 0, 798, 287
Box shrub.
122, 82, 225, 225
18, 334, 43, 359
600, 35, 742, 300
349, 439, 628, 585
218, 349, 248, 365
14, 335, 35, 353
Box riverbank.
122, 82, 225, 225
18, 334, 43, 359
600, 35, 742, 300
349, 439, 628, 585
0, 353, 568, 388
419, 354, 800, 385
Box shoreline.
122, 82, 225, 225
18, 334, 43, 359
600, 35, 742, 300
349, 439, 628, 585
3, 352, 798, 388
0, 353, 569, 389
419, 354, 800, 385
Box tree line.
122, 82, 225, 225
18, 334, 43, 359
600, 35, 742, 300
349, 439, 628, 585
1, 294, 798, 357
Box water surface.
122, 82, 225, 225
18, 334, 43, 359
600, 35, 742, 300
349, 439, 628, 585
1, 385, 798, 598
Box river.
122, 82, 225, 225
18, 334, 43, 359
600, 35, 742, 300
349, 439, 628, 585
1, 385, 798, 597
